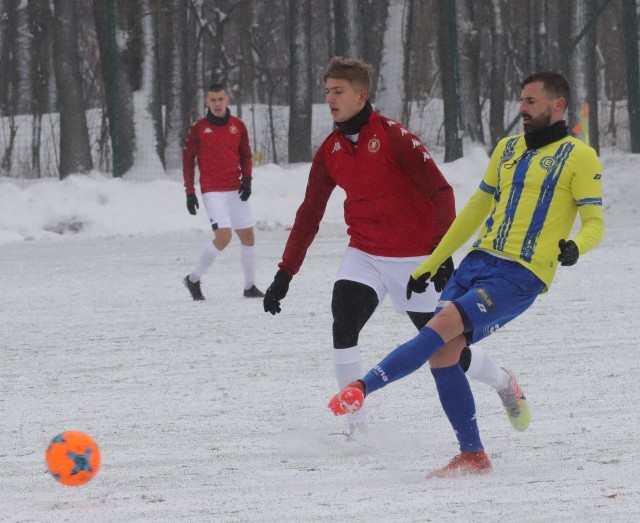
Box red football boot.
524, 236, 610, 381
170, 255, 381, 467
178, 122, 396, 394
427, 451, 492, 479
328, 382, 365, 416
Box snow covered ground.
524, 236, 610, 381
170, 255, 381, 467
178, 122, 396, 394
1, 147, 639, 522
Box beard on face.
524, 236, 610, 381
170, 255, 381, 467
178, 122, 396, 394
522, 111, 552, 133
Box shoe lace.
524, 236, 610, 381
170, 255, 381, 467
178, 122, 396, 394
498, 375, 523, 417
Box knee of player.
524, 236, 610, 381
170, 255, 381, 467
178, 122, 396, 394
332, 320, 361, 349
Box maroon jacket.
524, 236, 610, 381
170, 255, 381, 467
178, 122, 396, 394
183, 115, 252, 195
279, 111, 456, 276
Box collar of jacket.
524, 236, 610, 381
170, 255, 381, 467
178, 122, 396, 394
206, 108, 231, 126
524, 120, 568, 149
335, 100, 373, 136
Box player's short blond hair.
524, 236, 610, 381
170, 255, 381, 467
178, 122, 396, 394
323, 57, 373, 94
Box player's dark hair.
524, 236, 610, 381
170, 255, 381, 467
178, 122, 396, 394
521, 72, 571, 110
323, 57, 373, 94
208, 83, 227, 93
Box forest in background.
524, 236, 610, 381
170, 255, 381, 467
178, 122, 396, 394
0, 0, 638, 180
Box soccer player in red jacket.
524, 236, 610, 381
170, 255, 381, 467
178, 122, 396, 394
182, 83, 264, 300
263, 57, 528, 438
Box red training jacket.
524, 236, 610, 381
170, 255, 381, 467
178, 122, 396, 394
183, 115, 252, 195
279, 111, 455, 276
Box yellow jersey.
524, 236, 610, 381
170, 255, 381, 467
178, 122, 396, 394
413, 134, 604, 290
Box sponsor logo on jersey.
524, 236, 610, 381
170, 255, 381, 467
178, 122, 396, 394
332, 141, 341, 153
368, 138, 380, 153
474, 287, 495, 311
204, 128, 213, 134
539, 156, 557, 170
229, 125, 238, 134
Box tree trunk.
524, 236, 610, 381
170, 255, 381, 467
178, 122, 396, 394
163, 0, 189, 172
333, 0, 360, 58
0, 0, 18, 115
28, 0, 53, 177
360, 0, 388, 100
489, 0, 506, 146
287, 0, 312, 163
52, 0, 93, 178
569, 0, 588, 130
15, 3, 32, 115
458, 0, 484, 144
437, 0, 463, 161
93, 0, 135, 176
376, 0, 409, 122
622, 0, 640, 152
139, 0, 165, 168
585, 0, 599, 153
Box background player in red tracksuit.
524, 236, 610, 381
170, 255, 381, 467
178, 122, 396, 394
182, 83, 264, 300
263, 57, 528, 437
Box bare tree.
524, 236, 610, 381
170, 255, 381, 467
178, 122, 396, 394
14, 3, 32, 115
27, 0, 53, 178
457, 0, 484, 143
287, 0, 312, 163
488, 0, 506, 146
139, 0, 165, 168
333, 0, 360, 58
93, 0, 135, 176
52, 0, 93, 178
622, 0, 640, 152
358, 0, 388, 100
0, 0, 19, 174
568, 0, 588, 130
376, 0, 410, 122
584, 0, 599, 153
162, 0, 190, 172
437, 0, 463, 161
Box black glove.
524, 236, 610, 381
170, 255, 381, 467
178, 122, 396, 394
186, 194, 199, 215
263, 269, 292, 315
431, 256, 455, 293
239, 176, 252, 201
558, 239, 579, 266
406, 272, 431, 300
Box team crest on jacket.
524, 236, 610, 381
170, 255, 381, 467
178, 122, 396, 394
368, 138, 380, 153
229, 125, 238, 134
539, 156, 557, 170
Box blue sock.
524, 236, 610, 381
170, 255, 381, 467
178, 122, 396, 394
431, 365, 483, 452
362, 327, 444, 395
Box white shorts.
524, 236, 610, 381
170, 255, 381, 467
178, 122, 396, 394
201, 191, 255, 230
336, 247, 439, 314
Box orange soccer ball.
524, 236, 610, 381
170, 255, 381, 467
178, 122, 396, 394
45, 431, 101, 486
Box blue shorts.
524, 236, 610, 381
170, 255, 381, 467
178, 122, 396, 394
435, 250, 545, 344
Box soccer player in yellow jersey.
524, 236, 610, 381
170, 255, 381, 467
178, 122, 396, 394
328, 72, 604, 477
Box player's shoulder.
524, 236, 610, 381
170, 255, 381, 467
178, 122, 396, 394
229, 115, 247, 128
496, 134, 524, 150
564, 135, 598, 157
376, 113, 415, 136
189, 117, 211, 132
375, 113, 428, 153
318, 128, 341, 152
